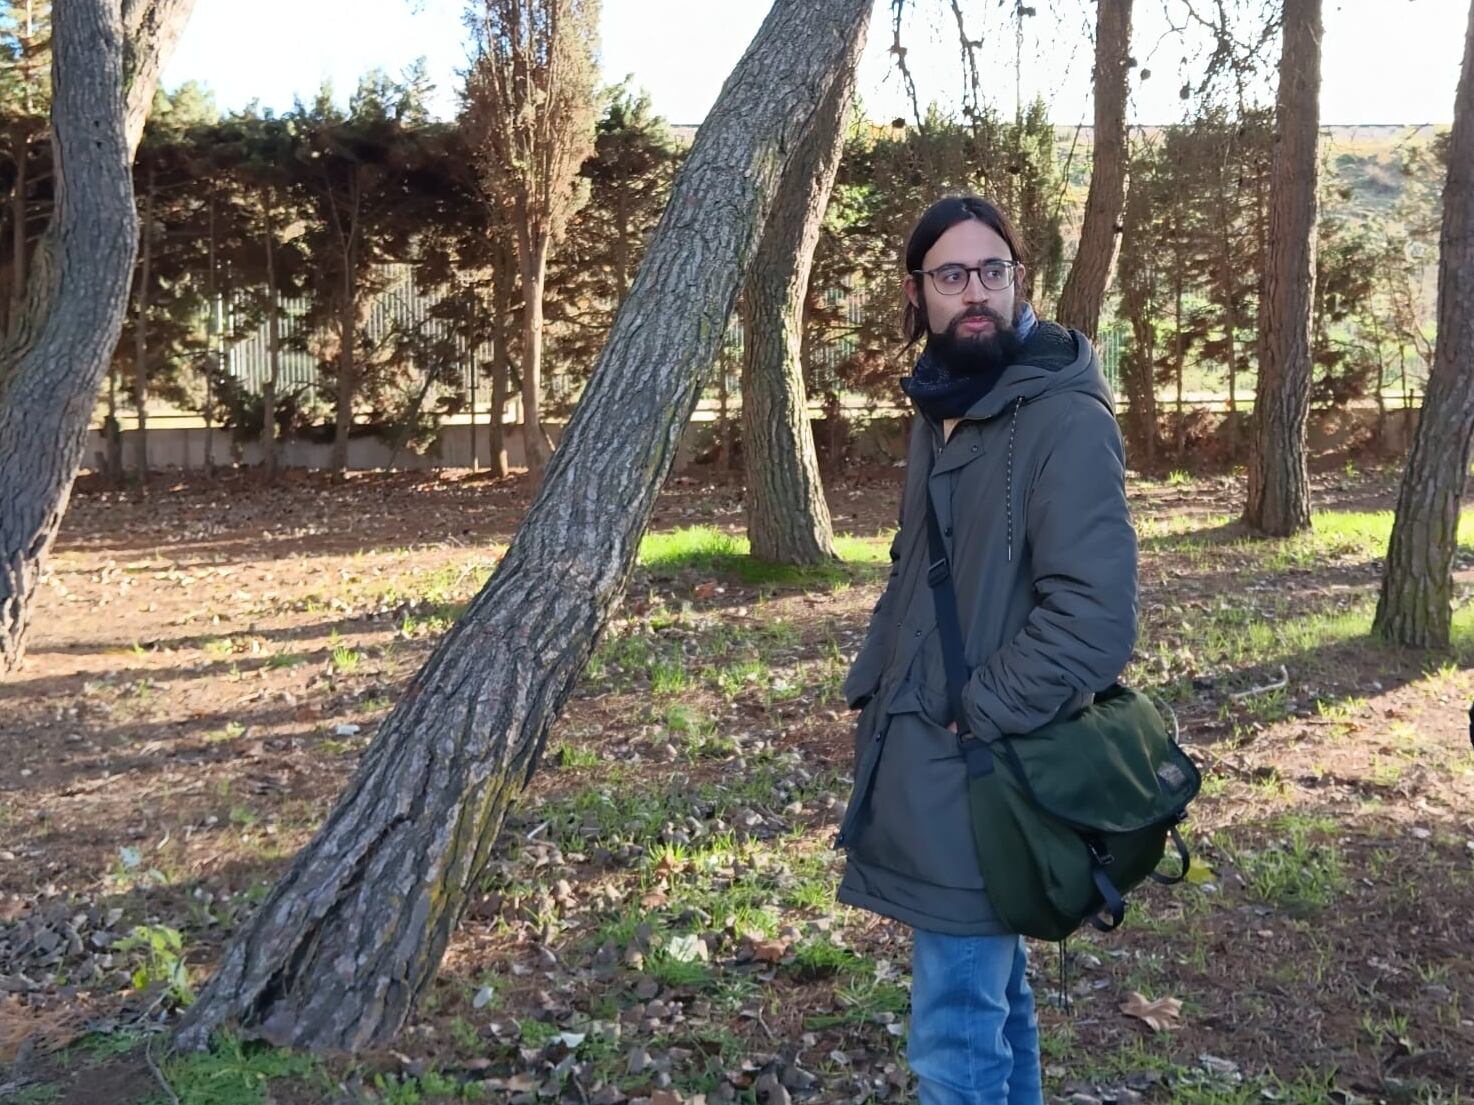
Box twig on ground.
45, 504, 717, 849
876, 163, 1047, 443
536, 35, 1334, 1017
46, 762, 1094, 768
1230, 665, 1289, 701
145, 1036, 180, 1105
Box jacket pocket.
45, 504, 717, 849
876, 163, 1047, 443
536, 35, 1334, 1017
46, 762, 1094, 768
843, 651, 886, 710
844, 712, 985, 890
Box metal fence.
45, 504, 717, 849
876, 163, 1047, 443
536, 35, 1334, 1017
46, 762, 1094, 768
217, 264, 1123, 416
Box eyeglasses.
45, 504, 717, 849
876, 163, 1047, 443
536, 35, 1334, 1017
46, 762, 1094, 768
912, 261, 1019, 295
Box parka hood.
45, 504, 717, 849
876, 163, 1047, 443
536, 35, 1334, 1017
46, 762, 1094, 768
958, 320, 1113, 422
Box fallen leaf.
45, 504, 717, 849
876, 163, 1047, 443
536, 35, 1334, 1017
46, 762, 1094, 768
1120, 990, 1182, 1032
640, 887, 669, 909
752, 939, 789, 963
666, 933, 709, 963
693, 581, 721, 600
1185, 860, 1216, 885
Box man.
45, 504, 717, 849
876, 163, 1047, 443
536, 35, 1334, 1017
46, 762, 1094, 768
835, 196, 1138, 1105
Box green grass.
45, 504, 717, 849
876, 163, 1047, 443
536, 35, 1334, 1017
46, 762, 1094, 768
788, 938, 868, 980
9, 1086, 61, 1104
552, 742, 600, 768
1222, 815, 1347, 914
1140, 507, 1474, 566
637, 526, 891, 588
645, 947, 715, 990
330, 642, 361, 674
153, 1034, 323, 1105
804, 975, 909, 1030
650, 659, 693, 695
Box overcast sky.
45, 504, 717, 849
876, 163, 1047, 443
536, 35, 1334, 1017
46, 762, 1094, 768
163, 0, 1468, 127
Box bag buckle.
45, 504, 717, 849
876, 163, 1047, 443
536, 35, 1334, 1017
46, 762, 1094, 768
927, 558, 949, 586
1086, 836, 1114, 867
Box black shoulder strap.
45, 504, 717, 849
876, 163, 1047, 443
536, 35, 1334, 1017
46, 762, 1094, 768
923, 470, 971, 735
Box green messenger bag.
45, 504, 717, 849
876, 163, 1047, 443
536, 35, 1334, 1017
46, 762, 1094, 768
954, 685, 1200, 941
925, 487, 1201, 942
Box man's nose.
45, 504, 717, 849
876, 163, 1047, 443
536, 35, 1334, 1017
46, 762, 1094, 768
961, 270, 989, 305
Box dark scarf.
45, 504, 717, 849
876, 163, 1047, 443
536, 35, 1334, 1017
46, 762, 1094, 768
899, 302, 1039, 421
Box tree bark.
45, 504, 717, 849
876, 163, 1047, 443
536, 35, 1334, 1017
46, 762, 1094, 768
261, 195, 282, 483
329, 172, 362, 480
738, 40, 856, 565
174, 0, 873, 1052
0, 0, 194, 675
489, 240, 513, 478
1373, 0, 1474, 649
519, 228, 553, 473
7, 123, 27, 343
1054, 0, 1131, 340
130, 160, 156, 487
104, 364, 125, 487
1244, 0, 1321, 536
1172, 260, 1185, 457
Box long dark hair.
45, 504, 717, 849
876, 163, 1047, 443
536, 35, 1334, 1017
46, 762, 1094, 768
901, 196, 1027, 345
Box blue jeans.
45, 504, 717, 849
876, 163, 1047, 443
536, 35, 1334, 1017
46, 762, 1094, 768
908, 930, 1043, 1105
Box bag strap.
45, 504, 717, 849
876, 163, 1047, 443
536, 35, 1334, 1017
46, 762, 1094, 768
1148, 825, 1192, 885
923, 470, 973, 739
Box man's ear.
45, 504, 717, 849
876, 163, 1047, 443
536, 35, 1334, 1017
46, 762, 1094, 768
904, 274, 920, 310
1014, 263, 1027, 290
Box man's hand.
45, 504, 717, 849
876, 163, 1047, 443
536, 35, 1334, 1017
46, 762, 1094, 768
947, 721, 958, 733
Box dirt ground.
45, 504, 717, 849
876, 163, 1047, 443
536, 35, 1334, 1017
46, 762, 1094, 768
1, 462, 1472, 1105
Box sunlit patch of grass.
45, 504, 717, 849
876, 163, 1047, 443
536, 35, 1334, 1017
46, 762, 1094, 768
638, 525, 889, 588
1221, 815, 1346, 914
804, 975, 909, 1030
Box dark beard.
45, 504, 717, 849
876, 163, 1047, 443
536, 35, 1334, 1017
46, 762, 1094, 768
926, 305, 1025, 377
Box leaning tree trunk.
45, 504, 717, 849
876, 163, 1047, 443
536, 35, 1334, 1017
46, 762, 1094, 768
1373, 0, 1474, 649
0, 0, 194, 675
1244, 0, 1321, 536
1054, 0, 1132, 339
173, 0, 873, 1053
738, 40, 858, 565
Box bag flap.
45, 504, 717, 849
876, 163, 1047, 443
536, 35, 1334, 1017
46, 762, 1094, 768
998, 687, 1200, 835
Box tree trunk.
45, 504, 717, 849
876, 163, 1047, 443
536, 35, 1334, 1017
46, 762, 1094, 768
489, 242, 513, 478
519, 229, 553, 473
1244, 0, 1321, 536
1054, 0, 1131, 339
329, 173, 361, 481
1122, 351, 1157, 471
0, 0, 193, 674
738, 41, 856, 564
1369, 309, 1387, 451
718, 353, 733, 473
7, 124, 27, 342
1172, 261, 1185, 457
261, 201, 281, 483
331, 274, 357, 479
130, 160, 156, 487
174, 0, 873, 1052
104, 364, 125, 487
1373, 0, 1474, 649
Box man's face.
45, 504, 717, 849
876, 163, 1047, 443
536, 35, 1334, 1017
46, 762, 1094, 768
905, 218, 1026, 372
